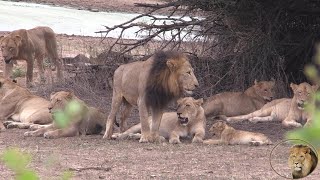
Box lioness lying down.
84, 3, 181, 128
24, 91, 106, 138
203, 79, 275, 118
204, 121, 272, 145
0, 76, 52, 131
227, 82, 318, 127
112, 97, 206, 144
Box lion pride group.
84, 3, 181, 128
0, 26, 318, 146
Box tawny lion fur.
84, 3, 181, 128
203, 121, 272, 145
227, 82, 318, 127
0, 26, 63, 86
0, 76, 52, 131
203, 80, 275, 118
103, 51, 199, 143
288, 144, 318, 179
24, 91, 106, 139
112, 97, 206, 144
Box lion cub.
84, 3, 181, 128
227, 82, 318, 127
24, 91, 106, 138
204, 121, 272, 145
112, 97, 206, 144
203, 80, 275, 118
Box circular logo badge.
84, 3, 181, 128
269, 139, 318, 179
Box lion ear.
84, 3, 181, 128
305, 147, 311, 154
67, 91, 74, 99
194, 98, 203, 106
254, 79, 258, 85
290, 83, 298, 91
312, 84, 319, 92
177, 98, 184, 105
166, 60, 177, 71
13, 35, 22, 45
0, 35, 4, 42
50, 92, 56, 98
270, 78, 275, 86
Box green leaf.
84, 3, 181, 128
1, 148, 31, 172
305, 65, 318, 79
16, 170, 39, 180
65, 100, 83, 116
61, 170, 73, 180
53, 110, 70, 128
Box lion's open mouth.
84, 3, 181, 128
264, 97, 273, 102
297, 102, 305, 109
184, 89, 193, 95
178, 116, 189, 125
4, 58, 12, 64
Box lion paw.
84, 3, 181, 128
111, 133, 120, 139
3, 121, 13, 127
169, 138, 181, 144
249, 141, 261, 146
29, 124, 41, 130
24, 131, 34, 137
102, 131, 113, 140
139, 133, 164, 143
249, 118, 258, 123
6, 123, 18, 129
192, 137, 203, 143
43, 132, 55, 139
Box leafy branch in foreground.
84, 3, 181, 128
1, 148, 38, 180
1, 148, 73, 180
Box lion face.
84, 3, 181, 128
290, 83, 318, 110
253, 80, 275, 102
48, 91, 74, 113
176, 61, 199, 95
0, 35, 22, 64
208, 121, 227, 136
176, 97, 203, 126
288, 145, 315, 176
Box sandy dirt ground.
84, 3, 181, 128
1, 0, 320, 179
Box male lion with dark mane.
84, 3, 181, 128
227, 82, 318, 127
24, 91, 107, 138
288, 144, 318, 179
203, 80, 275, 118
103, 51, 199, 143
112, 97, 206, 144
0, 26, 63, 86
0, 76, 52, 131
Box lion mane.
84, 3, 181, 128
145, 51, 186, 109
289, 144, 318, 179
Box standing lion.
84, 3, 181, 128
0, 26, 63, 86
103, 51, 199, 143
